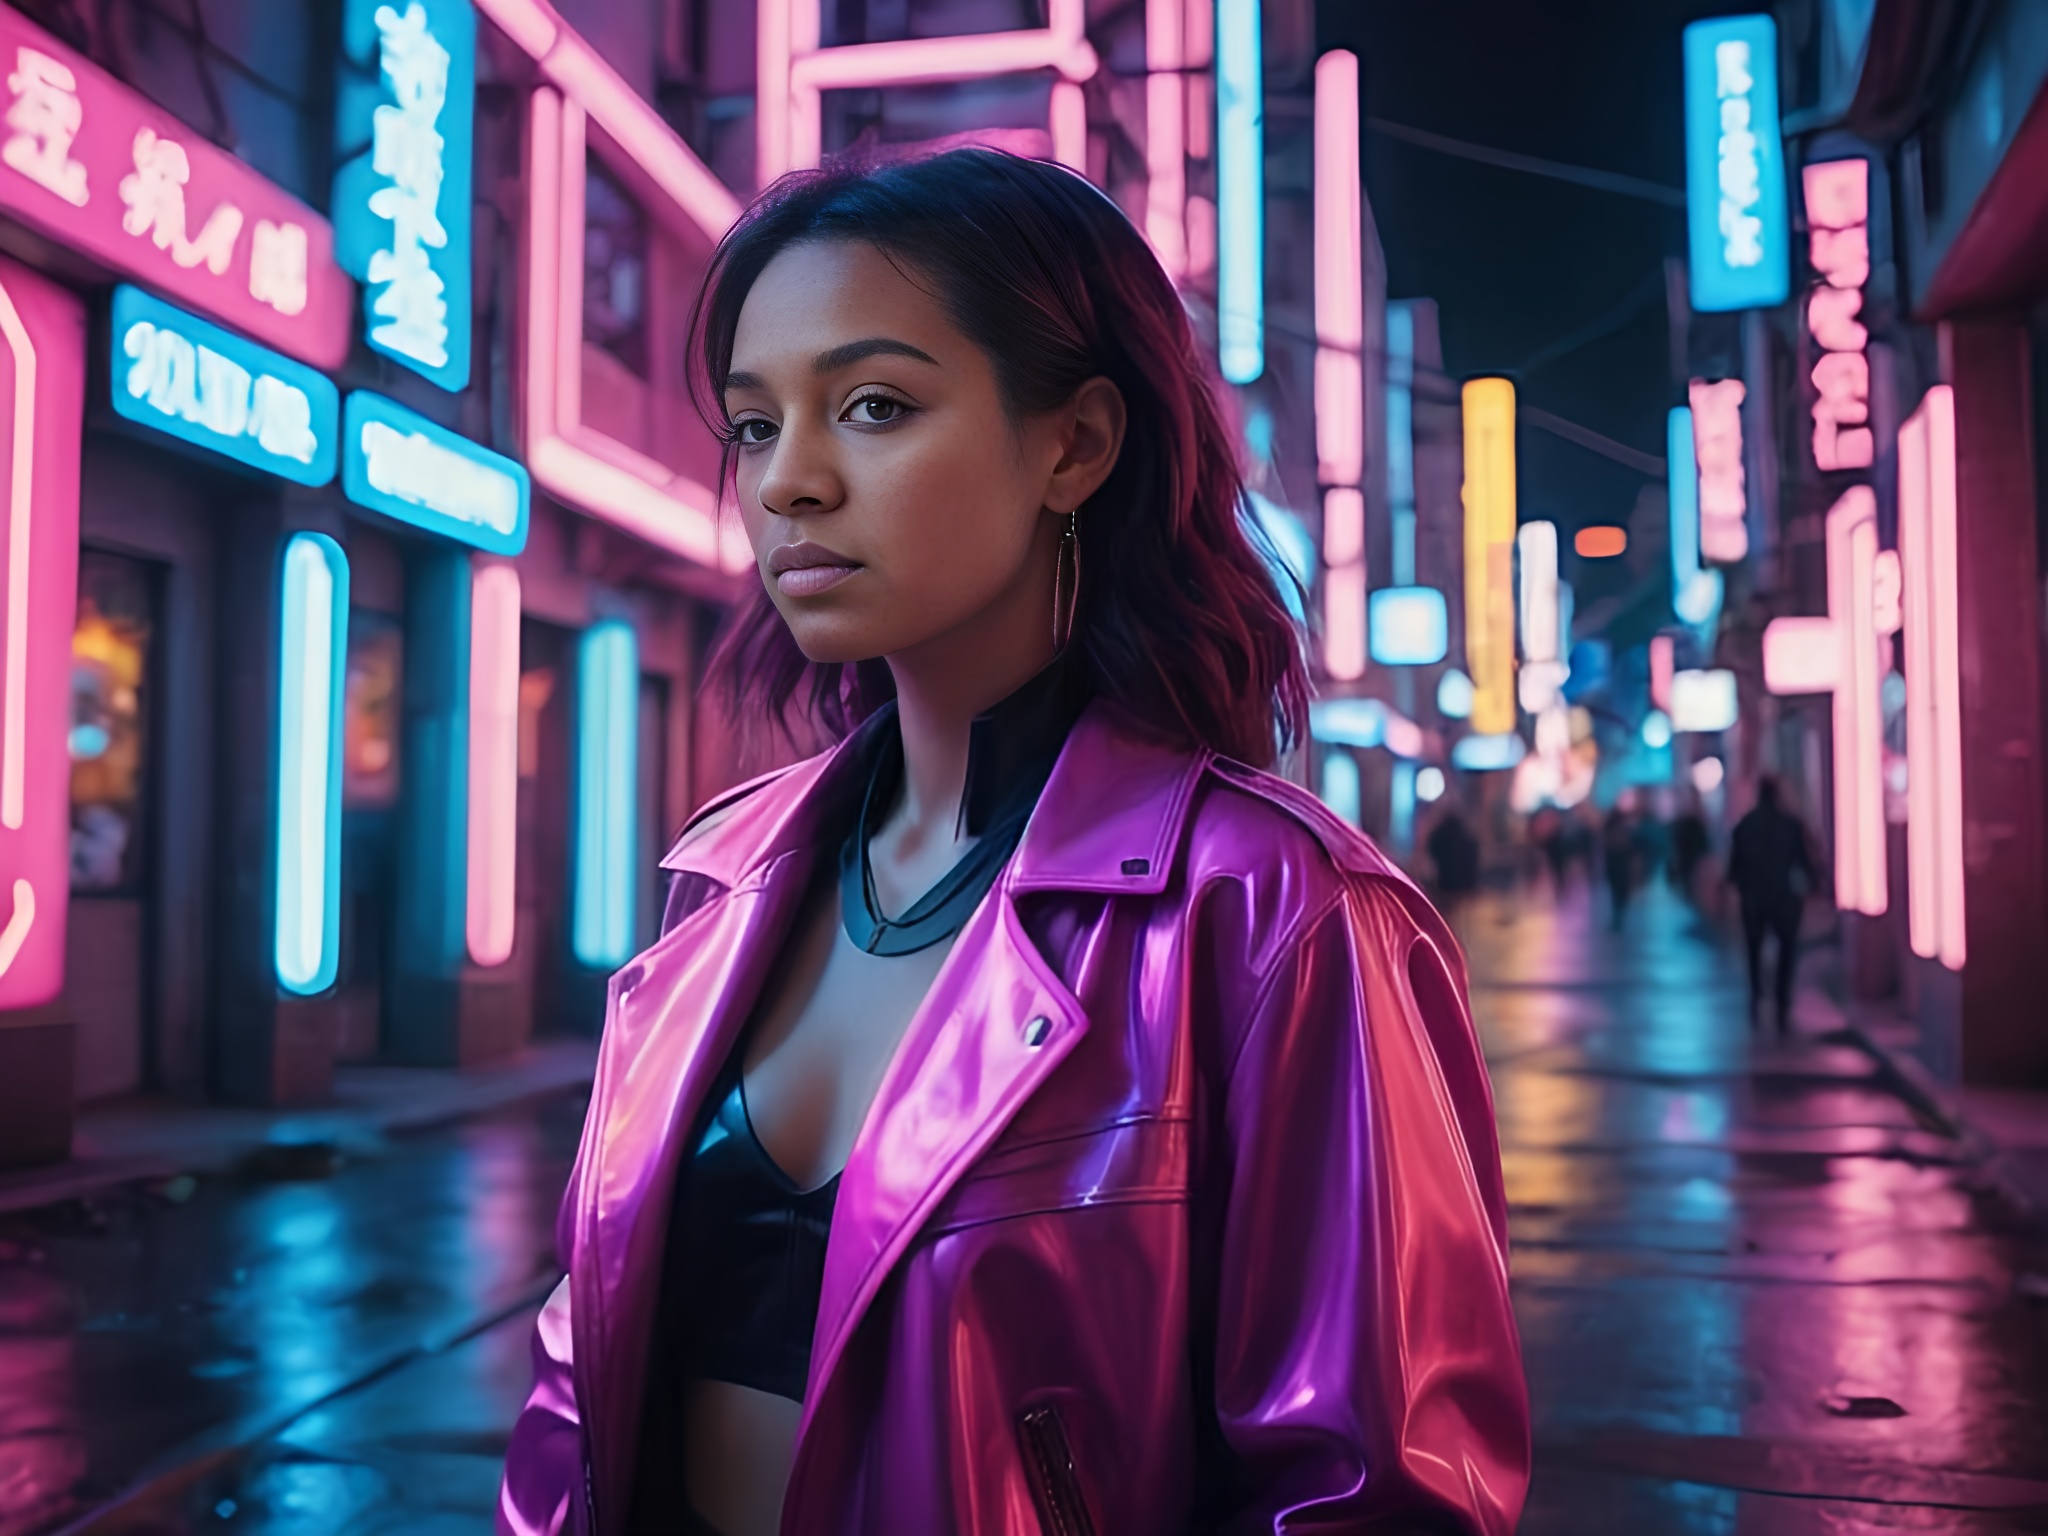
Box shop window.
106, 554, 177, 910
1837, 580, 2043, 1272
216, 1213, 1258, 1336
344, 612, 403, 809
585, 156, 650, 379
70, 550, 157, 894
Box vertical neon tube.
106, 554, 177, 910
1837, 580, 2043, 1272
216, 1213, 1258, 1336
1462, 378, 1517, 735
1899, 386, 1965, 967
1145, 0, 1186, 276
1824, 486, 1885, 917
275, 533, 349, 995
1313, 49, 1363, 486
1215, 0, 1263, 383
467, 564, 521, 967
574, 619, 637, 969
1387, 302, 1416, 584
1322, 486, 1366, 681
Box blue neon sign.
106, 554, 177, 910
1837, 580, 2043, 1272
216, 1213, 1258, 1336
275, 533, 350, 995
110, 286, 338, 486
574, 620, 638, 970
342, 392, 529, 554
1668, 406, 1725, 628
334, 0, 475, 391
1369, 586, 1449, 666
1683, 15, 1789, 313
1216, 0, 1264, 383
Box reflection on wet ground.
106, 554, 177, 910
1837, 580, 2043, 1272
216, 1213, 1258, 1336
0, 1094, 581, 1534
7, 882, 2047, 1533
1477, 881, 2048, 1534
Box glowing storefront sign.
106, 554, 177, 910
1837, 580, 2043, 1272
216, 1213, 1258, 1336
0, 9, 347, 367
1667, 406, 1724, 628
334, 0, 476, 390
1462, 378, 1517, 735
1322, 486, 1365, 680
110, 286, 337, 486
466, 563, 521, 968
573, 618, 637, 969
0, 257, 82, 1010
1669, 668, 1738, 733
341, 392, 528, 554
1690, 377, 1748, 562
1682, 14, 1788, 313
1897, 386, 1964, 968
1805, 159, 1871, 472
275, 533, 350, 995
1369, 586, 1448, 667
1216, 0, 1264, 383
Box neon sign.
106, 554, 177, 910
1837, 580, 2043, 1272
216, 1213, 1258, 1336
1667, 406, 1724, 628
1682, 15, 1788, 313
573, 619, 637, 969
275, 533, 350, 995
341, 392, 528, 554
1369, 587, 1448, 667
1462, 378, 1518, 736
0, 9, 348, 367
1322, 486, 1365, 680
1898, 387, 1964, 967
334, 0, 476, 390
110, 286, 337, 486
1669, 668, 1739, 733
0, 257, 82, 1011
1216, 0, 1264, 382
1690, 377, 1748, 562
1315, 49, 1367, 680
467, 563, 520, 968
1804, 159, 1871, 472
1516, 521, 1564, 712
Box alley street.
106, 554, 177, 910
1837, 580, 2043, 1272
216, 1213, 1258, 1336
7, 879, 2047, 1535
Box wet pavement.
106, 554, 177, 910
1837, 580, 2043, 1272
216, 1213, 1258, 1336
5, 881, 2047, 1533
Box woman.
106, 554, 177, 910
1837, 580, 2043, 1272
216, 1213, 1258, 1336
500, 149, 1527, 1536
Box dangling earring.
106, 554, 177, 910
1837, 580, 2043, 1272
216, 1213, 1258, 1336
1052, 509, 1080, 652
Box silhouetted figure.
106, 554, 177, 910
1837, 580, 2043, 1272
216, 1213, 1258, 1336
1426, 809, 1481, 920
1727, 778, 1814, 1032
1602, 805, 1636, 930
1671, 810, 1711, 898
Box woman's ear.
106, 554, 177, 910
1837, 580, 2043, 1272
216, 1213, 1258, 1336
1045, 376, 1127, 513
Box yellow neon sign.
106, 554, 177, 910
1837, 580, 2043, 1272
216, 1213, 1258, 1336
1463, 378, 1518, 736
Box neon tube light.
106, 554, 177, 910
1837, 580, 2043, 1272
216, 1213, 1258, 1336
573, 619, 637, 969
1216, 0, 1263, 383
1690, 377, 1748, 562
1369, 586, 1448, 667
1462, 378, 1517, 735
1668, 406, 1723, 627
1824, 485, 1886, 917
1387, 302, 1416, 584
1899, 386, 1964, 967
0, 281, 34, 833
1804, 160, 1872, 473
1681, 14, 1788, 313
1319, 749, 1360, 826
1314, 50, 1363, 486
1649, 633, 1674, 711
1145, 0, 1187, 276
275, 533, 349, 994
466, 563, 521, 968
1321, 487, 1366, 680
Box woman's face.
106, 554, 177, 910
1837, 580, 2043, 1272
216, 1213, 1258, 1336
723, 240, 1122, 670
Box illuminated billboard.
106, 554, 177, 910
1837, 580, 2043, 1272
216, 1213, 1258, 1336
1682, 14, 1788, 312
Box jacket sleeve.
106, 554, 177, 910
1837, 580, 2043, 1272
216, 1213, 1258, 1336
1205, 875, 1529, 1534
498, 1277, 584, 1536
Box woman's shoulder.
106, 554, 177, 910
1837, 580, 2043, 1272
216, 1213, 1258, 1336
1184, 755, 1409, 895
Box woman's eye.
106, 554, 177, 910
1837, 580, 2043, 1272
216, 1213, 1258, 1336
733, 418, 777, 445
845, 394, 908, 425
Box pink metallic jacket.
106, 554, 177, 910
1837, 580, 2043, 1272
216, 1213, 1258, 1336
500, 705, 1529, 1536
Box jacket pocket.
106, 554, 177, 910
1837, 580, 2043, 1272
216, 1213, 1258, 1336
927, 1116, 1189, 1237
1017, 1404, 1097, 1536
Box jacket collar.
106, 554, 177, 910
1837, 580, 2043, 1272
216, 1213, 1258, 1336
663, 700, 1208, 899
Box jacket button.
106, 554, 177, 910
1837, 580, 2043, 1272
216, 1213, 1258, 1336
1021, 1015, 1052, 1047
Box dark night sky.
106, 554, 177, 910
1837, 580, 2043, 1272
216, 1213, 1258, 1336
1320, 0, 1735, 559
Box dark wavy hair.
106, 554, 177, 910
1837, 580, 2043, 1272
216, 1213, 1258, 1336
688, 148, 1307, 768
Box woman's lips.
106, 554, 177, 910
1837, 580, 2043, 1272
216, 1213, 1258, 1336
775, 562, 860, 597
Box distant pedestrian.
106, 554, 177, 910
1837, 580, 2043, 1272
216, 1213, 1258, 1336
1602, 803, 1636, 930
1726, 777, 1814, 1032
1671, 808, 1710, 899
1427, 807, 1481, 923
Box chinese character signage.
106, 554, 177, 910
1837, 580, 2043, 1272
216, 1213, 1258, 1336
1804, 159, 1872, 472
1682, 15, 1789, 313
0, 254, 85, 1011
341, 392, 527, 553
110, 286, 338, 486
0, 9, 349, 368
334, 0, 474, 391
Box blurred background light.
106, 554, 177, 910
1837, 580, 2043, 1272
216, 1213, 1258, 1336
1368, 585, 1448, 665
1437, 668, 1474, 719
275, 533, 349, 996
573, 619, 638, 969
1416, 765, 1446, 802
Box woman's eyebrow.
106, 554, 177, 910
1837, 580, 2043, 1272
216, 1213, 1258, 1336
812, 337, 940, 373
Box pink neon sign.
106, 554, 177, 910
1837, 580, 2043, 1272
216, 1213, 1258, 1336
1804, 160, 1871, 474
1314, 50, 1364, 489
1898, 386, 1965, 969
0, 255, 82, 1010
1688, 377, 1747, 563
0, 9, 348, 369
1322, 486, 1365, 680
1824, 486, 1886, 916
756, 0, 1098, 186
467, 562, 520, 968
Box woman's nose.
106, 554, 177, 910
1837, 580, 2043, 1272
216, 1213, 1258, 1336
755, 419, 843, 519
